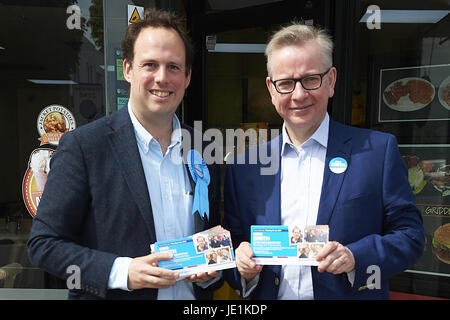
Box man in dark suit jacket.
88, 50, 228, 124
27, 9, 221, 300
223, 23, 424, 299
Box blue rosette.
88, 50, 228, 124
186, 149, 210, 220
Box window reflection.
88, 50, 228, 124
353, 1, 450, 298
0, 1, 104, 291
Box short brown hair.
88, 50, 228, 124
121, 8, 194, 76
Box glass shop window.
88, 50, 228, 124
352, 1, 450, 299
0, 1, 105, 294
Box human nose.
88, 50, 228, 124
291, 81, 309, 100
154, 66, 169, 84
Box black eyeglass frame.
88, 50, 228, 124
270, 67, 333, 94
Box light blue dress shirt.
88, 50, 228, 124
108, 103, 196, 299
277, 113, 329, 300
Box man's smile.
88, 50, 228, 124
150, 89, 171, 97
290, 104, 312, 111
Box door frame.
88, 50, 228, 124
182, 0, 353, 128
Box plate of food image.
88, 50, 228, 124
438, 75, 450, 110
429, 164, 450, 197
383, 77, 435, 112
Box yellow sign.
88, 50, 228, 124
129, 8, 141, 23
128, 5, 144, 25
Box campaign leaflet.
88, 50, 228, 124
251, 225, 329, 266
151, 226, 236, 279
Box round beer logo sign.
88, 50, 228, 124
37, 104, 76, 146
22, 148, 56, 217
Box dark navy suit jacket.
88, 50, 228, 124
223, 119, 424, 299
27, 107, 222, 299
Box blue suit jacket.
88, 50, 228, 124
27, 107, 222, 299
223, 119, 424, 300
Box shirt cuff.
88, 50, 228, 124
347, 270, 355, 287
108, 257, 133, 291
195, 271, 222, 288
240, 274, 260, 298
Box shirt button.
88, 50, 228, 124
274, 277, 280, 286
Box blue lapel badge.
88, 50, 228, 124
329, 157, 348, 174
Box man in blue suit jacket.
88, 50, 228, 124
27, 9, 221, 300
223, 23, 424, 299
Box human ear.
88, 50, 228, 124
123, 59, 132, 83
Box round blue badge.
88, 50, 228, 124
329, 157, 348, 174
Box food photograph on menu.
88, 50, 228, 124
378, 64, 450, 122
399, 145, 450, 277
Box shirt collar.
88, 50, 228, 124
281, 113, 329, 156
127, 102, 182, 154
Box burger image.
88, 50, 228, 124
432, 223, 450, 264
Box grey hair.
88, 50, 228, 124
265, 23, 333, 77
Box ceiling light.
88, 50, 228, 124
27, 79, 78, 85
208, 43, 266, 53
359, 10, 449, 24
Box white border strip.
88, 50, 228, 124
405, 269, 450, 278
398, 144, 450, 147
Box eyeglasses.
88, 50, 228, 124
270, 67, 332, 94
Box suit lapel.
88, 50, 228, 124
316, 120, 352, 226
106, 108, 157, 244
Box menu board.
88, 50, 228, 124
379, 64, 450, 122
399, 145, 450, 276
